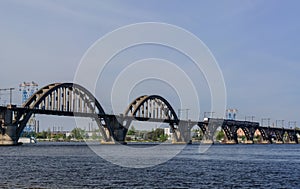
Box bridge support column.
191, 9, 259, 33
0, 106, 18, 145
258, 128, 271, 144
274, 129, 285, 144
100, 127, 116, 144
171, 121, 192, 144
286, 131, 299, 144
113, 126, 128, 145
0, 124, 18, 145
203, 118, 224, 144
295, 134, 299, 144
101, 115, 127, 145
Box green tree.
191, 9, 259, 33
146, 130, 154, 141
192, 129, 203, 140
67, 135, 72, 141
216, 130, 225, 141
241, 135, 246, 141
91, 131, 98, 140
53, 133, 65, 141
36, 130, 48, 139
71, 128, 85, 140
127, 126, 136, 135
159, 134, 168, 142
146, 128, 165, 141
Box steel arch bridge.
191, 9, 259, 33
213, 119, 299, 144
13, 83, 111, 141
0, 82, 299, 145
0, 83, 191, 145
122, 95, 191, 143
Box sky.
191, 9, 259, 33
0, 0, 300, 130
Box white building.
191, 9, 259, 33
164, 127, 173, 140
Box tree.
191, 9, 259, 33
216, 130, 225, 141
241, 135, 246, 141
146, 128, 166, 141
91, 131, 98, 140
192, 129, 203, 140
159, 134, 168, 142
71, 128, 85, 140
36, 131, 47, 139
52, 133, 65, 141
127, 126, 136, 136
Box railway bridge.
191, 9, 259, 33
0, 83, 299, 145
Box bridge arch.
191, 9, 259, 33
253, 128, 264, 142
23, 83, 105, 114
123, 95, 193, 143
190, 124, 204, 142
15, 83, 108, 139
124, 95, 179, 122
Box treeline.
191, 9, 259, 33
126, 126, 169, 142
22, 126, 170, 142
22, 128, 101, 141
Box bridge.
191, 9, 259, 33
0, 83, 299, 145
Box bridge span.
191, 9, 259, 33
0, 83, 299, 145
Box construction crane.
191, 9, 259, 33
0, 88, 15, 105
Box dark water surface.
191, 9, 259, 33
0, 143, 299, 188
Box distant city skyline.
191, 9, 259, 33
1, 0, 300, 130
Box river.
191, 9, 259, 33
0, 143, 299, 188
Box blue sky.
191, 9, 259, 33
0, 0, 300, 129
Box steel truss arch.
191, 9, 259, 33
16, 83, 107, 138
124, 95, 179, 122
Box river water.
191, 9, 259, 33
0, 143, 299, 188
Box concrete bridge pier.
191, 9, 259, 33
0, 106, 18, 145
286, 131, 299, 144
100, 127, 116, 144
100, 115, 128, 145
202, 118, 224, 144
293, 135, 299, 144
258, 128, 272, 144
171, 121, 192, 144
0, 124, 18, 145
243, 127, 256, 144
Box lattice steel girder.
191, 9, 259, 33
124, 95, 178, 122
12, 83, 107, 139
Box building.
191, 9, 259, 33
164, 127, 172, 140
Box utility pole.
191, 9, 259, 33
0, 88, 15, 105
276, 120, 284, 128
204, 111, 215, 119
245, 116, 255, 122
211, 112, 215, 118
178, 108, 190, 120
178, 109, 182, 119
288, 121, 296, 129
261, 118, 271, 126
186, 109, 190, 120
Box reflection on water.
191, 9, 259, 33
0, 143, 299, 188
